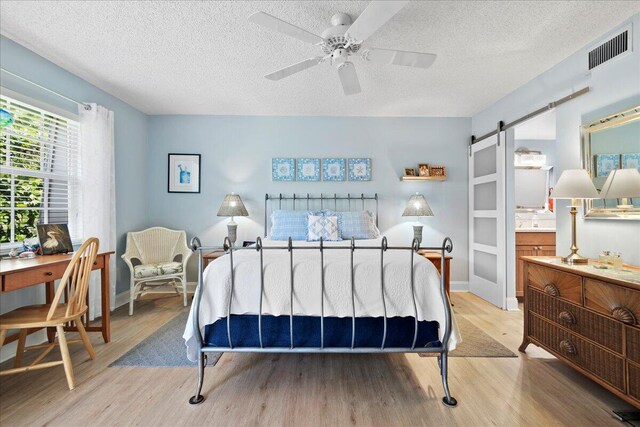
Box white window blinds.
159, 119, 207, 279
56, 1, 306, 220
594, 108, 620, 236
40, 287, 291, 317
0, 94, 80, 245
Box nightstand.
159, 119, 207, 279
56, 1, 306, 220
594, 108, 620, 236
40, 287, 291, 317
418, 250, 452, 298
202, 250, 226, 270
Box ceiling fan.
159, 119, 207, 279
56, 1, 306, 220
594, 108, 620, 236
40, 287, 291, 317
248, 1, 436, 96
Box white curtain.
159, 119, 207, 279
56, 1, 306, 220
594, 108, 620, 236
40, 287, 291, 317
79, 104, 116, 319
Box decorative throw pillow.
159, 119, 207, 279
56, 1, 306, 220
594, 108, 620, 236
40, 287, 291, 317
270, 210, 311, 240
307, 215, 341, 241
326, 210, 380, 239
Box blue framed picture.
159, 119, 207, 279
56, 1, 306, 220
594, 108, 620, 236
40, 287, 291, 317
297, 158, 321, 181
348, 158, 371, 181
622, 153, 640, 172
322, 158, 345, 181
168, 153, 201, 193
272, 158, 295, 181
594, 154, 620, 177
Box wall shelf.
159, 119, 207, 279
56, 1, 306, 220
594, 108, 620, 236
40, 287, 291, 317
400, 175, 447, 182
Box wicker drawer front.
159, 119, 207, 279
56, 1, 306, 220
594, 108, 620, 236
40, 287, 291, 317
628, 327, 640, 364
527, 263, 582, 304
529, 314, 625, 391
528, 288, 623, 354
629, 362, 640, 402
584, 279, 640, 326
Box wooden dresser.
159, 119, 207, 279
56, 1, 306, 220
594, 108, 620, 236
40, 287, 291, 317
519, 256, 640, 408
515, 231, 556, 298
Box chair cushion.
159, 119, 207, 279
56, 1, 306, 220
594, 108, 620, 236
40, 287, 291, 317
134, 261, 183, 278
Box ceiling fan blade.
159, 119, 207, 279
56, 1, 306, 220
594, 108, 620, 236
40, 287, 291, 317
265, 57, 323, 81
249, 12, 323, 45
362, 47, 436, 69
337, 62, 361, 96
346, 1, 409, 43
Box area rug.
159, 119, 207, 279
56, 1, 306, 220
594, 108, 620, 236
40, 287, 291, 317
419, 315, 517, 358
110, 311, 222, 367
111, 310, 515, 366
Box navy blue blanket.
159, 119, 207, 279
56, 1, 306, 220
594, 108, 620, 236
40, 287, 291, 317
204, 315, 441, 349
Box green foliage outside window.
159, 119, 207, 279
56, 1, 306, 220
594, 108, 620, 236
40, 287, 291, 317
0, 98, 50, 244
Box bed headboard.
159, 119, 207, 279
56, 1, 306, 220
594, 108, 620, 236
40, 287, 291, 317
264, 193, 379, 237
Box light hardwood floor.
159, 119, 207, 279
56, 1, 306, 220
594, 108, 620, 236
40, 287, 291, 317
0, 292, 634, 426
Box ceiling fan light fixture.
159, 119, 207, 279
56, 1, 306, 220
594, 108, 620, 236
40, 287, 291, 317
248, 1, 435, 96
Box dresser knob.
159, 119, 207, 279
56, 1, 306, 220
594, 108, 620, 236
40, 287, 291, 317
611, 306, 637, 325
559, 339, 577, 355
44, 271, 53, 276
544, 284, 560, 297
558, 311, 576, 325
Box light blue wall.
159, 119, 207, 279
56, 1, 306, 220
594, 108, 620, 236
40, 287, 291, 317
0, 36, 149, 294
147, 115, 471, 284
472, 14, 640, 266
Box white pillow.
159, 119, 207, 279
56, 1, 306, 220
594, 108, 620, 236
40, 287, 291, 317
307, 215, 341, 241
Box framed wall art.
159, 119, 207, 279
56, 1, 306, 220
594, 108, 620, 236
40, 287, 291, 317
168, 153, 201, 193
297, 158, 320, 181
594, 153, 620, 177
348, 158, 371, 181
322, 158, 345, 181
272, 158, 296, 181
622, 153, 640, 172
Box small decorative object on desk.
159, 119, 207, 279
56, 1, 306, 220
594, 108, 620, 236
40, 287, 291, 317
418, 163, 429, 177
348, 158, 371, 181
36, 224, 73, 255
168, 153, 201, 193
272, 158, 295, 181
404, 167, 416, 177
429, 165, 446, 177
297, 158, 321, 181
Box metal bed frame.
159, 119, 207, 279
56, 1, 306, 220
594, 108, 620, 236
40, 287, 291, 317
188, 193, 457, 407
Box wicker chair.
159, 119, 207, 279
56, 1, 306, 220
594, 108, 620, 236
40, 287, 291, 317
121, 227, 192, 315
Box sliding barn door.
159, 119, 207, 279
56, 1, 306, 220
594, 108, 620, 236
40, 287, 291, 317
468, 131, 506, 309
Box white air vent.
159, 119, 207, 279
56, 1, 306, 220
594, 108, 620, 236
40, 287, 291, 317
588, 27, 630, 70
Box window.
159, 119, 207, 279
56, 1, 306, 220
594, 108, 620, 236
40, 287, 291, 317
0, 94, 80, 246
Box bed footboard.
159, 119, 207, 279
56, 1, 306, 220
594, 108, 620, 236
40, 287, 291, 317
187, 235, 456, 408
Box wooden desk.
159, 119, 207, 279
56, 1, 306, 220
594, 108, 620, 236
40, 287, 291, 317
418, 250, 452, 298
1, 251, 114, 344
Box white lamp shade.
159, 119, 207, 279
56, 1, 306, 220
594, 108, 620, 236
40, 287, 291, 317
550, 169, 599, 199
599, 168, 640, 198
402, 193, 434, 217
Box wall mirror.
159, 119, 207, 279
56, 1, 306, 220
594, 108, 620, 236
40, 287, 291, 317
581, 105, 640, 220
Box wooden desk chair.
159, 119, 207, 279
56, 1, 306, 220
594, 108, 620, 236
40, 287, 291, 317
0, 237, 99, 390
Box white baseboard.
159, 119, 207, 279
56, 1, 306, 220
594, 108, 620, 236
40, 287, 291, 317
450, 281, 469, 292
505, 296, 520, 311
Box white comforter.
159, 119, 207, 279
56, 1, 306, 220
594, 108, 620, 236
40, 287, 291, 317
184, 238, 460, 360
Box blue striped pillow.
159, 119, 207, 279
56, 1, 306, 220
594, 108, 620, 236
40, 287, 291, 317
325, 210, 380, 239
270, 210, 312, 240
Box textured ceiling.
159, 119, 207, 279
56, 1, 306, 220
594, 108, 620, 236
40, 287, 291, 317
1, 1, 638, 117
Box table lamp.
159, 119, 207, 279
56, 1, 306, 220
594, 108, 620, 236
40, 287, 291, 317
599, 168, 640, 210
216, 193, 248, 246
550, 169, 599, 264
402, 193, 434, 245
